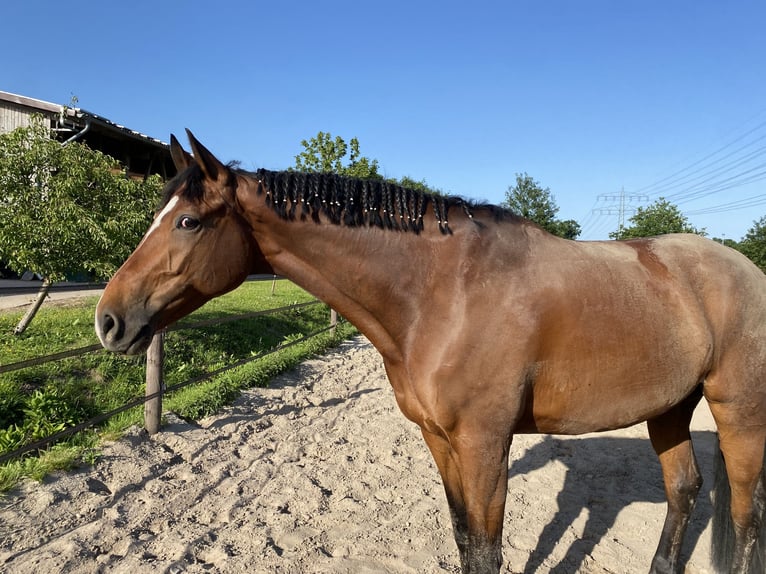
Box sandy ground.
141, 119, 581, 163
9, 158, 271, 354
0, 336, 718, 573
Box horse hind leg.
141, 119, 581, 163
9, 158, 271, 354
704, 353, 766, 574
711, 439, 766, 574
646, 387, 704, 574
709, 418, 766, 574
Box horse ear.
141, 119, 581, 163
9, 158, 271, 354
186, 129, 227, 182
169, 134, 193, 171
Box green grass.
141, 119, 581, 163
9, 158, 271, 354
0, 279, 356, 491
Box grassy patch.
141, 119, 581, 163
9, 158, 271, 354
0, 279, 356, 491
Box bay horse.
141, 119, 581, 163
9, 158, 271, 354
95, 131, 766, 573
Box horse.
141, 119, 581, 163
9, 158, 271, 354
95, 131, 766, 573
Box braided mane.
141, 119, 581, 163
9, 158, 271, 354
162, 165, 514, 234
251, 169, 507, 234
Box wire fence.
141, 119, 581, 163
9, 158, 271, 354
0, 296, 341, 465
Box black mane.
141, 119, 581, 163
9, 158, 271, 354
159, 163, 236, 208
251, 169, 513, 234
161, 165, 515, 234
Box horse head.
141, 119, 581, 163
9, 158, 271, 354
95, 131, 271, 354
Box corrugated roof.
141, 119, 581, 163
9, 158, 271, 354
0, 90, 167, 148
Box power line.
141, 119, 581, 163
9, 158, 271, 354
577, 197, 604, 235
581, 111, 766, 238
666, 148, 766, 203
580, 212, 615, 239
673, 165, 766, 206
634, 116, 766, 198
645, 136, 766, 199
615, 111, 766, 233
685, 192, 766, 216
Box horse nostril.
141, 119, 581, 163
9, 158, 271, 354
98, 310, 124, 344
102, 313, 115, 334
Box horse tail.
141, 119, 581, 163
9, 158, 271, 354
712, 441, 735, 572
711, 436, 766, 573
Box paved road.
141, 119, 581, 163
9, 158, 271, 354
0, 275, 277, 311
0, 280, 103, 311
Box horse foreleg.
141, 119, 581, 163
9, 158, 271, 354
420, 427, 511, 574
646, 389, 703, 574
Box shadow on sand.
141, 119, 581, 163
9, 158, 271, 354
509, 430, 718, 573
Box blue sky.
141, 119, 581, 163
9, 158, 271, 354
3, 1, 765, 240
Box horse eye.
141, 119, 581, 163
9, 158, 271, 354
177, 215, 200, 231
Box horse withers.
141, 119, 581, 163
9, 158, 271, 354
96, 131, 766, 573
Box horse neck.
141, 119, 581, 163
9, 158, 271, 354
241, 188, 428, 362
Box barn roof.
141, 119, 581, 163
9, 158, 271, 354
0, 90, 175, 179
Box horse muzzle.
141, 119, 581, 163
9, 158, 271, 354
95, 304, 155, 355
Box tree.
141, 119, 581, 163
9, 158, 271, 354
0, 116, 162, 333
396, 175, 443, 196
737, 216, 766, 273
502, 173, 581, 239
609, 198, 704, 240
294, 132, 446, 194
712, 237, 740, 250
294, 131, 380, 179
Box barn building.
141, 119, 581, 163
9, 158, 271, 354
0, 90, 174, 180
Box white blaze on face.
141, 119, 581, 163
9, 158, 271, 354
140, 195, 180, 248
95, 195, 181, 346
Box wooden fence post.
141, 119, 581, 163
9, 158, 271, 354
330, 308, 338, 335
145, 330, 165, 435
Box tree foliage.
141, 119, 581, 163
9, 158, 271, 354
294, 132, 446, 197
294, 131, 380, 179
502, 173, 581, 239
712, 237, 740, 250
609, 197, 704, 240
737, 216, 766, 273
396, 175, 443, 196
0, 116, 162, 282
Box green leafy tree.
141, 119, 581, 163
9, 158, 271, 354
396, 175, 443, 196
609, 197, 704, 239
737, 216, 766, 273
712, 237, 740, 250
0, 116, 162, 332
294, 132, 448, 195
502, 173, 581, 239
294, 131, 380, 179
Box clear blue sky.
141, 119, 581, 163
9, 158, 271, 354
3, 1, 765, 240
